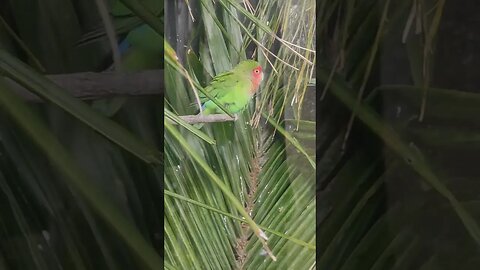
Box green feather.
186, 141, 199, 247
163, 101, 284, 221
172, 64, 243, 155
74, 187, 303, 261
120, 25, 163, 71
199, 60, 260, 115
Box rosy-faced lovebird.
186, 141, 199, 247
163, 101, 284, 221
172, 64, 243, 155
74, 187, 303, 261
199, 60, 264, 116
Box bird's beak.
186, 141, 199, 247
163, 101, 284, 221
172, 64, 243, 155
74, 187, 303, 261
261, 72, 264, 82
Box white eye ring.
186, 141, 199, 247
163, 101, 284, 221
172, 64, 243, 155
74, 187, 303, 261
255, 69, 260, 73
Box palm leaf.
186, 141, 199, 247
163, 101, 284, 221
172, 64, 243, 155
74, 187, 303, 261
1, 1, 163, 269
319, 1, 480, 269
165, 0, 315, 268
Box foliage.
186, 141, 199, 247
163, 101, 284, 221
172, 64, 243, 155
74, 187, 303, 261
0, 0, 162, 269
164, 0, 315, 269
319, 1, 480, 269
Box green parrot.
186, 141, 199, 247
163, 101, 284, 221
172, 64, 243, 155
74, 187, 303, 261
109, 0, 163, 71
117, 24, 163, 71
198, 60, 264, 121
94, 24, 162, 116
92, 0, 162, 116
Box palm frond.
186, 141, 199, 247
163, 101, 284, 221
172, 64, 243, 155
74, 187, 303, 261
165, 0, 315, 268
319, 1, 480, 269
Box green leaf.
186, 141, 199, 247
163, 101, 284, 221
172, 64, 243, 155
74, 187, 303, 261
0, 49, 161, 165
319, 67, 480, 249
0, 78, 162, 269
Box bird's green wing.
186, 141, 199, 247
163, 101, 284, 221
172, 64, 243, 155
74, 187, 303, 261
199, 71, 238, 103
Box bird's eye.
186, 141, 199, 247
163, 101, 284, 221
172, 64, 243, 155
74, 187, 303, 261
254, 69, 259, 73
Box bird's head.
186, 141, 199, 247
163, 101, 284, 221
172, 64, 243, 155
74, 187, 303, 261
236, 60, 264, 94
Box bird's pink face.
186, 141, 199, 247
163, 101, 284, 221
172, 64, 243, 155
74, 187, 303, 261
251, 65, 264, 93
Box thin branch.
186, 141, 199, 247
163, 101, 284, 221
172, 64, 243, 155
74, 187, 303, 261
6, 70, 164, 102
173, 114, 238, 124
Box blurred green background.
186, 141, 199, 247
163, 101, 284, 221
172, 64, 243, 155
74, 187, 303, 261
319, 1, 480, 269
0, 0, 163, 269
